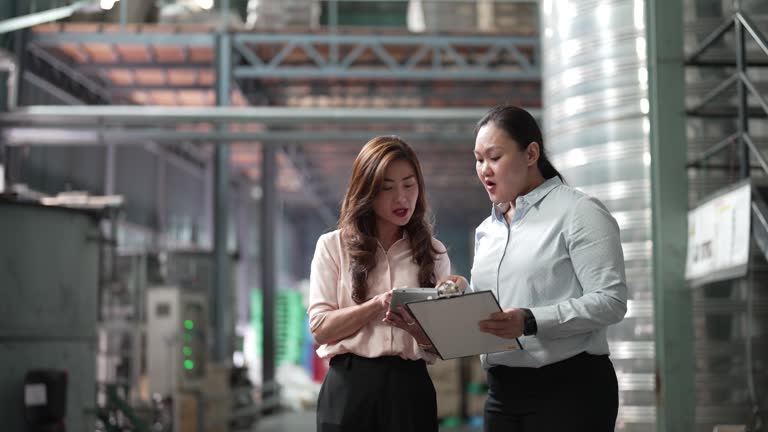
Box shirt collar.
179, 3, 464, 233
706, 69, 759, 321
491, 176, 563, 221
378, 229, 409, 251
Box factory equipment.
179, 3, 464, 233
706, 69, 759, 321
0, 200, 100, 432
146, 286, 208, 432
24, 370, 68, 432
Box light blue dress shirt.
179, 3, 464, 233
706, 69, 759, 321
470, 176, 628, 369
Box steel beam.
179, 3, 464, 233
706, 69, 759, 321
14, 29, 26, 105
260, 142, 277, 392
119, 0, 128, 28
685, 73, 739, 115
736, 18, 750, 179
155, 148, 167, 250
0, 105, 507, 125
75, 63, 213, 73
0, 49, 7, 192
233, 33, 537, 46
212, 28, 232, 363
0, 49, 18, 109
741, 73, 768, 116
23, 72, 85, 105
234, 68, 538, 80
232, 33, 539, 81
687, 59, 768, 67
28, 32, 215, 46
0, 1, 95, 35
743, 133, 768, 175
737, 12, 768, 58
646, 0, 695, 431
686, 131, 741, 168
685, 14, 735, 64
26, 44, 112, 102
27, 30, 539, 81
28, 30, 535, 49
107, 84, 213, 92
104, 142, 116, 195
1, 127, 475, 146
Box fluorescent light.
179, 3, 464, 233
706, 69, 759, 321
197, 0, 214, 10
640, 98, 649, 115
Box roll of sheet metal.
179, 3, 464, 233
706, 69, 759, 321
541, 0, 656, 429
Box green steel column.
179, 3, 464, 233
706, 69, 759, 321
12, 29, 24, 105
0, 69, 6, 110
645, 0, 695, 430
0, 68, 6, 191
213, 4, 232, 362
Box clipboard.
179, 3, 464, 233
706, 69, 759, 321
405, 291, 523, 360
389, 288, 438, 311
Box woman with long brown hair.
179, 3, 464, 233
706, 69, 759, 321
307, 135, 450, 432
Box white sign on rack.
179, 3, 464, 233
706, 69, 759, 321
24, 384, 47, 406
685, 181, 751, 284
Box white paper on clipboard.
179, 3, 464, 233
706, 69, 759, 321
406, 291, 522, 360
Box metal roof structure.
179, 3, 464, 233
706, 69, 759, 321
6, 20, 542, 221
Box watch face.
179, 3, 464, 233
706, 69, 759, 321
523, 309, 537, 336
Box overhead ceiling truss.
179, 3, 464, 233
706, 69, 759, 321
27, 27, 539, 82
231, 33, 539, 81
8, 24, 542, 214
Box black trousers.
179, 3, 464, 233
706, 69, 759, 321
484, 352, 619, 432
317, 353, 438, 432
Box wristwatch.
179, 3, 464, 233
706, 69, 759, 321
521, 308, 538, 336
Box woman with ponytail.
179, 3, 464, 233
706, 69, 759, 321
308, 135, 450, 432
440, 105, 627, 431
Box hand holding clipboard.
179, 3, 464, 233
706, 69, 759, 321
405, 290, 523, 360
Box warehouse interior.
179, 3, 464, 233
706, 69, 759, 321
0, 0, 767, 431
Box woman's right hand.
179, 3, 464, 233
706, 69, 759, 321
310, 290, 393, 345
436, 275, 469, 292
383, 306, 431, 345
370, 290, 393, 319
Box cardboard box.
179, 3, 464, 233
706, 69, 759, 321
466, 392, 486, 417
176, 392, 199, 432
465, 357, 487, 384
428, 360, 462, 418
436, 391, 462, 418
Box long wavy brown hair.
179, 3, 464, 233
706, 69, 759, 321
338, 136, 444, 304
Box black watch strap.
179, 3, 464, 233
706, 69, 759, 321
522, 308, 538, 336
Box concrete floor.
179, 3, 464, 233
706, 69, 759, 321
255, 410, 483, 432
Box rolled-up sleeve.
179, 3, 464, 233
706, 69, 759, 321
531, 197, 628, 338
307, 234, 341, 332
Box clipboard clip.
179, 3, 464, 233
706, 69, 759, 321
436, 280, 462, 299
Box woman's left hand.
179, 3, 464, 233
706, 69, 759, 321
478, 308, 525, 339
436, 275, 469, 292
383, 306, 430, 345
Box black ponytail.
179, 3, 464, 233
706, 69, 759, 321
475, 105, 564, 182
